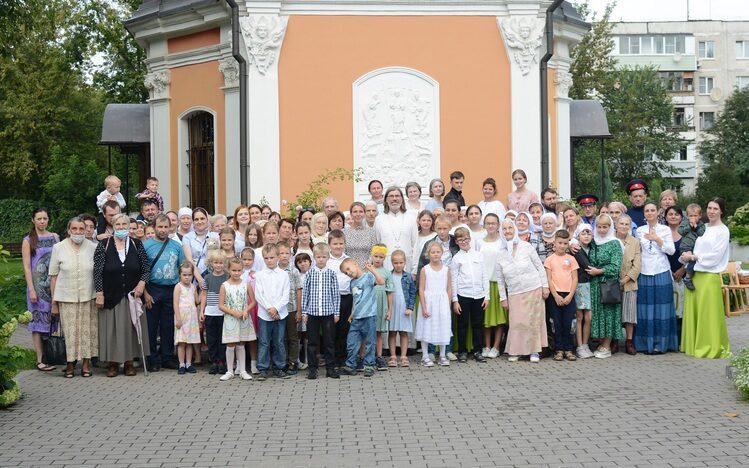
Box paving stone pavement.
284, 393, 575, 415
2, 317, 749, 468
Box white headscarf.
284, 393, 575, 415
574, 223, 593, 240
516, 212, 532, 236
505, 210, 519, 219
500, 219, 520, 256
593, 215, 617, 245
540, 212, 559, 240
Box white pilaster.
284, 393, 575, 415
498, 15, 544, 195
219, 57, 241, 210
555, 67, 572, 199
145, 70, 172, 209
240, 13, 288, 208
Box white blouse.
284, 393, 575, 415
636, 223, 675, 276
478, 200, 507, 224
694, 223, 730, 273
494, 241, 548, 300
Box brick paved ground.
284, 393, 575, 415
2, 318, 749, 468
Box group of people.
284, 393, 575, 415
22, 169, 732, 381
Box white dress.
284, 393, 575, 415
415, 264, 452, 345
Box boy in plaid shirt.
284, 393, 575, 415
302, 243, 341, 379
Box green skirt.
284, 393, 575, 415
681, 272, 731, 359
484, 281, 509, 327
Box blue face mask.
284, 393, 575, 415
114, 229, 129, 240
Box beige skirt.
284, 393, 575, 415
59, 300, 99, 361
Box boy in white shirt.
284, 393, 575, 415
254, 244, 291, 381
326, 229, 351, 369
450, 227, 489, 363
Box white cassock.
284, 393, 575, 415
374, 210, 418, 271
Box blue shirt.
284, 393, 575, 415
144, 238, 185, 285
350, 272, 377, 319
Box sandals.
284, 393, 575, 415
565, 351, 577, 361
64, 363, 75, 378
553, 351, 564, 361
36, 362, 56, 372
399, 356, 410, 367
387, 356, 398, 367
81, 368, 92, 377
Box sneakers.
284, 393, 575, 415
375, 356, 388, 371
439, 357, 450, 366
446, 352, 458, 361
683, 276, 695, 291
422, 358, 435, 367
473, 352, 486, 363
487, 347, 499, 359
273, 370, 291, 379
594, 347, 612, 359
530, 353, 540, 363
256, 371, 271, 381
481, 347, 490, 358
307, 368, 318, 380
355, 358, 364, 372
340, 366, 358, 376
234, 367, 241, 375
363, 366, 375, 377
218, 362, 228, 374
219, 371, 234, 381
178, 366, 186, 375
186, 365, 197, 374
427, 353, 436, 363
250, 365, 259, 375
457, 352, 468, 363
208, 364, 219, 375
240, 371, 253, 380
508, 355, 520, 362
298, 360, 309, 370
326, 369, 340, 379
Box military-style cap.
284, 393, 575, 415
626, 179, 649, 195
576, 194, 598, 206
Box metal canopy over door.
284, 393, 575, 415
187, 112, 215, 213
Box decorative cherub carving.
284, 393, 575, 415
144, 70, 171, 99
499, 16, 545, 75
239, 15, 288, 75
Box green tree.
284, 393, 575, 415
569, 1, 617, 101
695, 87, 749, 214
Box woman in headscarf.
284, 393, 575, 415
494, 219, 549, 363
615, 214, 641, 355
587, 214, 623, 359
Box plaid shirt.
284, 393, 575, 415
302, 266, 340, 317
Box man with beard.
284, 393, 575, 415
541, 187, 559, 214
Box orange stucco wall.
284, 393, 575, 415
279, 16, 512, 208
168, 29, 221, 54
169, 61, 226, 213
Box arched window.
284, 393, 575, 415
187, 112, 215, 212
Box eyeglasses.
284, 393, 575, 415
456, 238, 471, 244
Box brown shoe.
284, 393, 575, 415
107, 363, 119, 378
611, 340, 619, 355
124, 361, 136, 376
625, 339, 637, 356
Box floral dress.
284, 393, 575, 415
26, 234, 58, 333
222, 280, 256, 344
174, 283, 201, 344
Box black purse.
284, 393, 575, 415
42, 317, 67, 365
600, 279, 622, 305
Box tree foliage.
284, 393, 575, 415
695, 87, 749, 214
569, 1, 617, 101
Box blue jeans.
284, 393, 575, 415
146, 283, 175, 364
257, 318, 286, 372
547, 292, 577, 352
346, 316, 376, 368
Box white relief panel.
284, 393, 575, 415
353, 67, 440, 200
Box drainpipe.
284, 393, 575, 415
540, 0, 564, 190
225, 0, 248, 205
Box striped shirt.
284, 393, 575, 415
302, 266, 340, 317
202, 271, 227, 317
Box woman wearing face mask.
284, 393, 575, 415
49, 217, 98, 378
94, 213, 151, 377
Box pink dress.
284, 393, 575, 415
174, 283, 201, 344
507, 190, 540, 213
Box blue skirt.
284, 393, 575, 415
634, 271, 678, 353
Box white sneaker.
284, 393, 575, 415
219, 371, 234, 381
508, 355, 520, 362
234, 368, 241, 375
439, 357, 450, 366
530, 353, 540, 363
481, 347, 490, 358
427, 353, 436, 363
251, 365, 259, 375
594, 348, 612, 359
240, 371, 253, 380
576, 346, 588, 359
585, 344, 595, 358
298, 361, 308, 370
422, 358, 434, 367
487, 347, 499, 359
446, 352, 458, 361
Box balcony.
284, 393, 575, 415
615, 54, 697, 72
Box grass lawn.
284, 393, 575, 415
0, 257, 24, 277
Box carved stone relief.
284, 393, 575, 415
239, 15, 288, 75
554, 69, 573, 98
218, 57, 240, 87
144, 70, 171, 100
498, 16, 545, 75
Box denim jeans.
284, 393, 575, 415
547, 292, 577, 352
257, 318, 287, 372
145, 283, 175, 364
346, 316, 376, 368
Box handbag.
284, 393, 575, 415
42, 317, 67, 365
600, 278, 622, 305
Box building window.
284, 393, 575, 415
737, 76, 749, 90
679, 146, 688, 161
737, 40, 749, 58
699, 112, 715, 131
187, 112, 215, 213
698, 41, 715, 58
698, 76, 714, 95
618, 35, 686, 55
660, 72, 693, 92
673, 108, 686, 127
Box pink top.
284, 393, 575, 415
507, 190, 540, 213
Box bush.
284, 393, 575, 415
731, 347, 749, 400
0, 199, 37, 244
728, 202, 749, 246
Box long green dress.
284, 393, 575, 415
590, 239, 624, 340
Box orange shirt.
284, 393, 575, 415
544, 253, 579, 293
